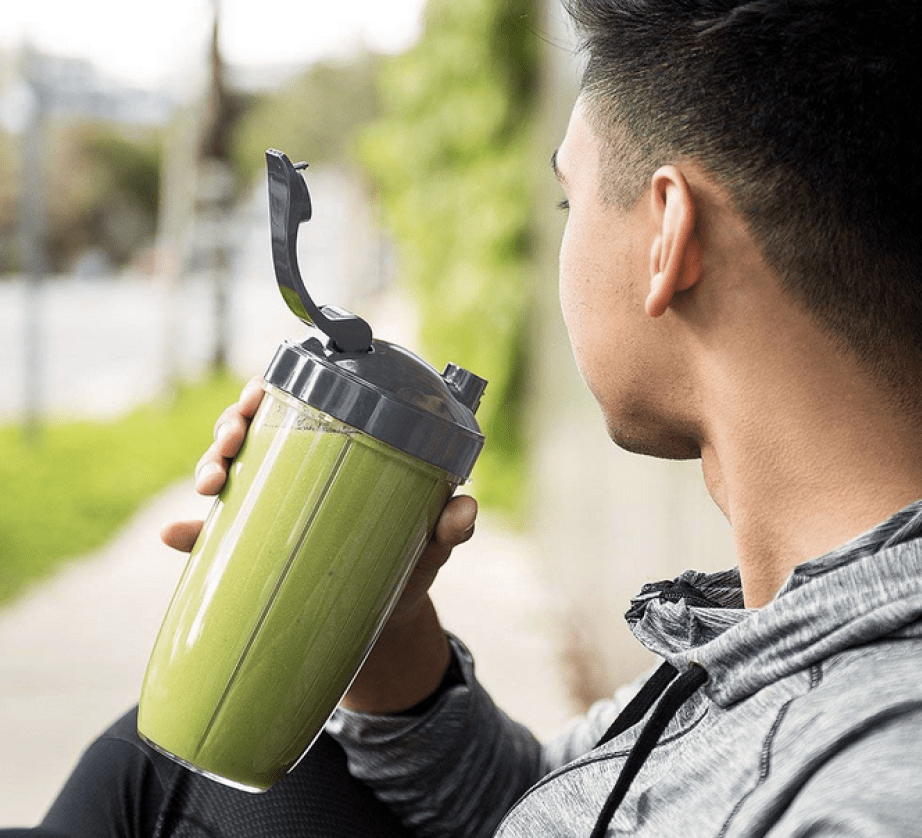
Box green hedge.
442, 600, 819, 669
359, 0, 539, 517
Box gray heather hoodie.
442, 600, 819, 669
328, 501, 922, 837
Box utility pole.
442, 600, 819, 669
155, 0, 239, 391
197, 0, 238, 373
15, 47, 48, 441
3, 44, 171, 429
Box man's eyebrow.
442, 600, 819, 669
550, 149, 567, 185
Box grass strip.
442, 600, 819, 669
0, 373, 244, 607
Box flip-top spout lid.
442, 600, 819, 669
267, 149, 373, 353
263, 149, 488, 479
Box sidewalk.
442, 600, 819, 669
0, 481, 578, 828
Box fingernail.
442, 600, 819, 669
241, 381, 263, 401
197, 462, 222, 482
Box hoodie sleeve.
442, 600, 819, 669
326, 636, 658, 838
325, 636, 542, 838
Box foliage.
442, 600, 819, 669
0, 121, 163, 273
84, 128, 162, 220
50, 121, 162, 271
0, 374, 243, 606
230, 55, 382, 186
359, 0, 539, 515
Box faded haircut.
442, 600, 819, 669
562, 0, 922, 398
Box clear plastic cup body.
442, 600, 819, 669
138, 384, 456, 791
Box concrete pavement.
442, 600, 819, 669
0, 480, 578, 828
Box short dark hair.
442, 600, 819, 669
562, 0, 922, 395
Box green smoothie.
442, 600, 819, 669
138, 386, 455, 791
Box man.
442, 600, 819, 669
168, 1, 922, 834
13, 0, 922, 835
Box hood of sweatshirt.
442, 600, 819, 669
627, 500, 922, 708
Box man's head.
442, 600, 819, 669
560, 0, 922, 402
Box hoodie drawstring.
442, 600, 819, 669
589, 662, 708, 838
594, 661, 679, 748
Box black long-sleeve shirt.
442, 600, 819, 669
2, 707, 413, 838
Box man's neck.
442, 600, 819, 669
699, 362, 922, 609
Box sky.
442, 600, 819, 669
0, 0, 429, 90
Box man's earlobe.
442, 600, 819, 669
645, 166, 701, 319
645, 272, 669, 318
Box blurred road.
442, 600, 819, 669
0, 199, 289, 422
0, 167, 386, 422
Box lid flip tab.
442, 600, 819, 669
266, 149, 373, 354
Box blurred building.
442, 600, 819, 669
0, 47, 175, 128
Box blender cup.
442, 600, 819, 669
137, 150, 486, 791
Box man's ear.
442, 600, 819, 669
645, 166, 702, 318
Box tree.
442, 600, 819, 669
230, 54, 382, 187
359, 0, 539, 512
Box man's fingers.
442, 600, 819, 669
162, 379, 265, 555
212, 418, 245, 461
397, 495, 478, 612
161, 520, 204, 553
237, 376, 265, 418
212, 378, 264, 459
194, 445, 228, 495
433, 495, 478, 549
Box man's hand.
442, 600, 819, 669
159, 376, 266, 552
159, 375, 478, 712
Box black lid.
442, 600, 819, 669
263, 149, 487, 479
265, 331, 486, 479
